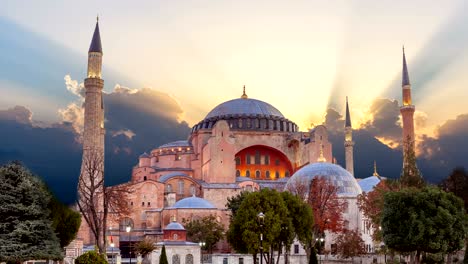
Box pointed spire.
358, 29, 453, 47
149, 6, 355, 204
241, 85, 248, 99
373, 160, 380, 177
345, 96, 352, 128
89, 18, 103, 53
402, 46, 410, 86
317, 144, 326, 162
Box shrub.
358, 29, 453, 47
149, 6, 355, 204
75, 250, 108, 264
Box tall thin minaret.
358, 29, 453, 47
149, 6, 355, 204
344, 96, 354, 176
400, 47, 415, 165
79, 18, 105, 191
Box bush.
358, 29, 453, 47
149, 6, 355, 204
75, 250, 108, 264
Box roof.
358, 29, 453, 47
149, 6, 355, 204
164, 221, 185, 230
158, 172, 192, 183
89, 21, 102, 53
139, 152, 150, 158
286, 162, 362, 196
402, 47, 410, 86
345, 97, 352, 128
358, 176, 384, 193
158, 140, 192, 149
205, 98, 284, 119
171, 196, 216, 209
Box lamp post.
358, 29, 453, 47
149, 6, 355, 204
126, 225, 132, 264
199, 241, 206, 264
110, 241, 115, 264
257, 212, 265, 264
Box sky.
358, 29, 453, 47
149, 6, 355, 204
1, 0, 468, 203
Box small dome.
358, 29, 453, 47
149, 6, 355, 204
286, 162, 362, 196
205, 98, 284, 119
172, 196, 216, 209
165, 221, 185, 230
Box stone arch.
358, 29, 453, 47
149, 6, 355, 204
172, 254, 180, 264
186, 254, 194, 264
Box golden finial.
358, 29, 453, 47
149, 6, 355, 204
171, 215, 177, 222
241, 85, 248, 99
373, 160, 380, 177
317, 144, 326, 162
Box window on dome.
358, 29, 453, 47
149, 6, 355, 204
265, 155, 270, 165
275, 159, 280, 166
275, 171, 280, 179
235, 157, 241, 165
255, 171, 261, 178
246, 155, 251, 165
246, 170, 250, 177
236, 170, 240, 177
265, 171, 270, 178
255, 151, 260, 164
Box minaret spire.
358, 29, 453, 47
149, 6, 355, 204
344, 97, 355, 176
89, 19, 103, 54
373, 160, 380, 177
402, 46, 410, 87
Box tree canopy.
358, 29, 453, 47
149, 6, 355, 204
334, 229, 366, 259
382, 186, 467, 263
49, 195, 81, 248
183, 215, 224, 253
0, 162, 63, 262
74, 250, 108, 264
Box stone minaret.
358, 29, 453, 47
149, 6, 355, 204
400, 47, 415, 165
79, 18, 105, 191
344, 97, 354, 176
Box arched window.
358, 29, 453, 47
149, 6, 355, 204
255, 170, 261, 178
246, 154, 251, 165
255, 151, 260, 164
265, 155, 270, 165
275, 171, 280, 179
119, 217, 134, 232
190, 184, 196, 195
236, 170, 241, 177
186, 254, 194, 264
173, 233, 179, 240
143, 176, 147, 181
246, 170, 250, 177
265, 171, 270, 179
235, 157, 241, 165
166, 184, 172, 193
178, 180, 184, 195
172, 254, 180, 264
285, 171, 290, 177
275, 159, 280, 166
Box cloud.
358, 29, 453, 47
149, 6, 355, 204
64, 75, 85, 99
111, 129, 136, 140
58, 103, 84, 137
0, 105, 33, 124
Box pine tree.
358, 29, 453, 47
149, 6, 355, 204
0, 162, 63, 262
160, 245, 169, 264
400, 136, 425, 188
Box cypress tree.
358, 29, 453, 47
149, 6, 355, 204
160, 245, 169, 264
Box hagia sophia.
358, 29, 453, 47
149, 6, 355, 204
75, 19, 415, 263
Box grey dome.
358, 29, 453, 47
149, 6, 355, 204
358, 176, 383, 193
172, 196, 216, 209
286, 163, 362, 196
205, 98, 284, 119
165, 221, 185, 230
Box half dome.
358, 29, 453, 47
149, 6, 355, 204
171, 196, 216, 209
286, 162, 362, 196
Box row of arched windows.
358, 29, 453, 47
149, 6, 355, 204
236, 153, 280, 166
236, 170, 290, 178
166, 181, 197, 195
171, 254, 193, 264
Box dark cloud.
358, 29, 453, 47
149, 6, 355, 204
361, 98, 401, 145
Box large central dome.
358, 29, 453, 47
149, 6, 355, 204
205, 98, 284, 119
192, 93, 298, 133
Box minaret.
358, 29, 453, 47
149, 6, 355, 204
344, 96, 354, 176
79, 18, 105, 192
400, 47, 416, 165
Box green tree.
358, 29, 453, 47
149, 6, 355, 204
49, 195, 81, 248
400, 136, 425, 188
183, 215, 224, 253
0, 162, 63, 263
75, 250, 108, 264
226, 189, 293, 264
226, 191, 249, 219
160, 245, 169, 264
382, 187, 467, 264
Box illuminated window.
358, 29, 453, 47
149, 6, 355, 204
246, 170, 250, 177
285, 171, 290, 177
235, 157, 241, 165
265, 155, 270, 165
265, 171, 270, 178
275, 171, 280, 179
255, 170, 261, 178
236, 170, 240, 177
255, 151, 260, 164
246, 155, 251, 165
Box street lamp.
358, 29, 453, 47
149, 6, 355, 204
257, 212, 265, 264
126, 225, 132, 264
110, 241, 115, 264
199, 241, 206, 264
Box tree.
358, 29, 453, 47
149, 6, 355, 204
134, 238, 156, 264
334, 229, 366, 260
226, 189, 292, 264
0, 162, 63, 263
160, 245, 169, 264
400, 136, 425, 188
382, 187, 467, 264
75, 250, 108, 264
183, 215, 224, 253
308, 177, 347, 238
226, 191, 250, 219
357, 179, 399, 241
77, 149, 131, 254
49, 195, 81, 248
